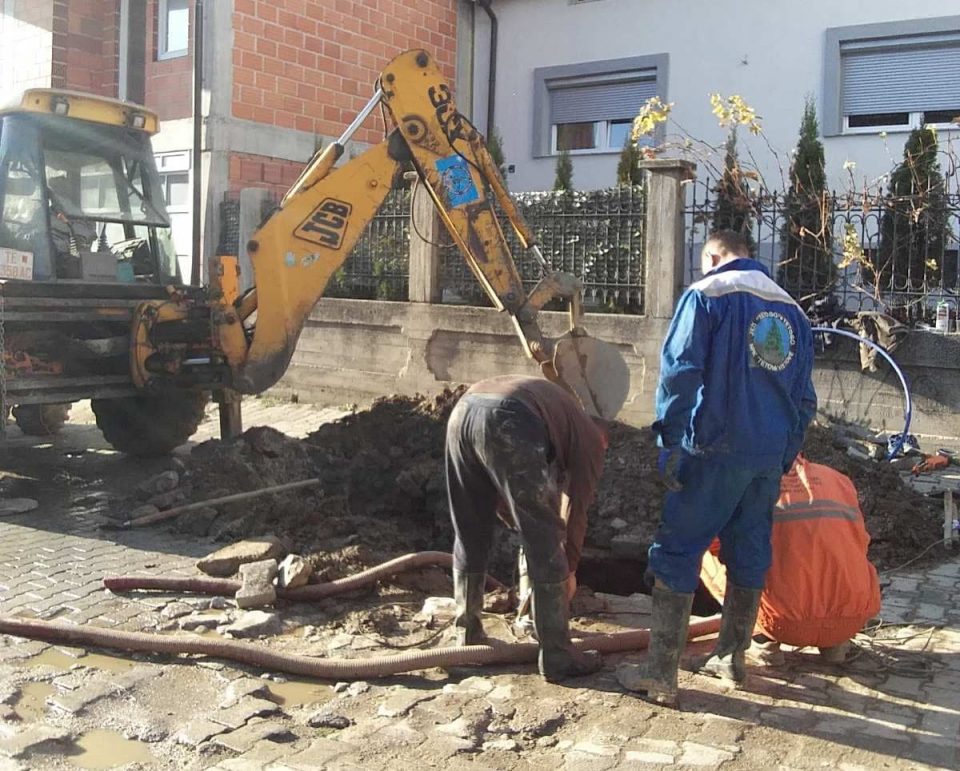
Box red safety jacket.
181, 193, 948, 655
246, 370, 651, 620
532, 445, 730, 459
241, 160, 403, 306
700, 455, 881, 647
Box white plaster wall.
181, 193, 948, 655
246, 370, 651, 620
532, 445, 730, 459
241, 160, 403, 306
484, 0, 960, 192
0, 6, 53, 106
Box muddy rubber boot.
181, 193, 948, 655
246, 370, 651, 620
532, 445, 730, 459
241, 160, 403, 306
748, 635, 785, 667
453, 570, 487, 646
615, 584, 693, 706
695, 584, 761, 686
818, 640, 851, 664
532, 581, 602, 682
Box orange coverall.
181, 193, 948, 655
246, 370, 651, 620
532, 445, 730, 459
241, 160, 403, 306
700, 455, 881, 648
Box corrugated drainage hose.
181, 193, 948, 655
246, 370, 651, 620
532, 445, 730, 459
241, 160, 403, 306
0, 616, 720, 680
0, 551, 721, 679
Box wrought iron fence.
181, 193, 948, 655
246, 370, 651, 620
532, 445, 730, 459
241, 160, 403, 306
441, 186, 646, 314
325, 188, 410, 301
685, 179, 960, 320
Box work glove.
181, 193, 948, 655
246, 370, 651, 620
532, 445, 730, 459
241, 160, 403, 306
657, 448, 683, 492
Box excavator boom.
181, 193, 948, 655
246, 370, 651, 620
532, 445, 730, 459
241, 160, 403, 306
135, 50, 629, 420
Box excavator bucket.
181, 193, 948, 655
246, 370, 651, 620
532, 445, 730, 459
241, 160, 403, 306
552, 333, 631, 420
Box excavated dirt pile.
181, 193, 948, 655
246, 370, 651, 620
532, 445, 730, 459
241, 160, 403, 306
176, 391, 944, 578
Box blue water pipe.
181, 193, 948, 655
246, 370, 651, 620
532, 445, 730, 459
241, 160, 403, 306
810, 326, 913, 461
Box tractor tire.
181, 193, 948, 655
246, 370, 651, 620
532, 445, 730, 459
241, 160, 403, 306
12, 403, 71, 436
92, 391, 208, 456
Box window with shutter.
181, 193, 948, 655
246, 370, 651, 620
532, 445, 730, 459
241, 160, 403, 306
533, 55, 668, 157
825, 18, 960, 135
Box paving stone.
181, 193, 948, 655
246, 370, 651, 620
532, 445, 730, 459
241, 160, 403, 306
882, 675, 925, 699
376, 690, 435, 718
0, 725, 72, 758
197, 537, 286, 578
573, 740, 621, 757
676, 741, 737, 766
223, 611, 281, 638
47, 678, 121, 715
375, 719, 427, 748
221, 677, 272, 708
562, 751, 617, 771
211, 697, 283, 730
277, 554, 312, 589
278, 738, 354, 769
208, 719, 295, 753
175, 719, 229, 747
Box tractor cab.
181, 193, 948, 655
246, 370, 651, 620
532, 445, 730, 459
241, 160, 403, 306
0, 90, 179, 285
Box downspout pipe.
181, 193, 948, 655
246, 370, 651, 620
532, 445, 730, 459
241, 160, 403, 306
190, 0, 204, 285
476, 0, 497, 138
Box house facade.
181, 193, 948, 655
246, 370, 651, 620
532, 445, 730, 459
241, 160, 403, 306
1, 0, 471, 280
470, 0, 960, 192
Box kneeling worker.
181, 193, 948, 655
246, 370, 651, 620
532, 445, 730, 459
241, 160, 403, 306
700, 454, 881, 664
445, 374, 608, 682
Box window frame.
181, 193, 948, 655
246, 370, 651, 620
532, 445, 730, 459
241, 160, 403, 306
532, 54, 668, 159
823, 16, 960, 137
157, 0, 190, 61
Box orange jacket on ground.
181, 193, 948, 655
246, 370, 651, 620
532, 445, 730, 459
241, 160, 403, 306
700, 455, 881, 648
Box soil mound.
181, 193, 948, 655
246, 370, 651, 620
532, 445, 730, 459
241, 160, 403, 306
176, 391, 944, 577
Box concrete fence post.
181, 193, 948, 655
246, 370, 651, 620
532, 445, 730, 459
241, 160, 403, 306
238, 187, 271, 292
639, 159, 697, 319
407, 178, 443, 303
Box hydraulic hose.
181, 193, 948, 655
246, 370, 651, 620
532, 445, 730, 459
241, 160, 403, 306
103, 551, 506, 599
0, 550, 721, 679
811, 326, 912, 459
0, 616, 721, 680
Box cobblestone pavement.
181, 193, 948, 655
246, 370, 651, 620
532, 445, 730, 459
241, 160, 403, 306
0, 405, 958, 770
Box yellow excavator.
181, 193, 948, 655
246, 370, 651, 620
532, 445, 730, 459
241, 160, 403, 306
0, 49, 629, 455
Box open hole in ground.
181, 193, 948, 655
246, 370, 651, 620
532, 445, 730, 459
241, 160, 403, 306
577, 554, 722, 617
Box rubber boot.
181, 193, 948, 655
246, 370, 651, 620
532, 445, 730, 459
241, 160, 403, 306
748, 634, 785, 667
695, 584, 762, 686
615, 583, 694, 706
453, 570, 486, 646
818, 640, 851, 664
532, 580, 602, 682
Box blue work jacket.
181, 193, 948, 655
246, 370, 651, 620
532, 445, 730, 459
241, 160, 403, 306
653, 258, 817, 469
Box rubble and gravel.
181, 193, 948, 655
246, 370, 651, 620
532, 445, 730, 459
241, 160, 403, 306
143, 389, 947, 580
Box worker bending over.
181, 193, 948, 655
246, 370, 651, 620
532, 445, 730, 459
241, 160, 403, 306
701, 455, 881, 665
617, 230, 817, 706
446, 374, 607, 682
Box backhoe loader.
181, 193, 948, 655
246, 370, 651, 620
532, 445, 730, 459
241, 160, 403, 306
0, 49, 629, 455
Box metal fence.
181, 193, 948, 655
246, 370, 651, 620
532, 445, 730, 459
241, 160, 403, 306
325, 188, 410, 301
441, 186, 647, 314
685, 179, 960, 320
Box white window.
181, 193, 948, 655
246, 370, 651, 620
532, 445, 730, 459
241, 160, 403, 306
826, 19, 960, 135
156, 151, 191, 279
533, 56, 667, 158
158, 0, 189, 60
549, 76, 657, 155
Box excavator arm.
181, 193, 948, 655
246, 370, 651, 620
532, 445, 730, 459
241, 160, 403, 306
134, 50, 629, 419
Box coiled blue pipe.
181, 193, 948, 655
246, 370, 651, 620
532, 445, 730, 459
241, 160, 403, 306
811, 326, 912, 460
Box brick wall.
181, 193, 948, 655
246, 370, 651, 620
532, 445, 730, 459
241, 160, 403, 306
144, 0, 194, 120
228, 152, 304, 197
231, 0, 458, 144
51, 0, 120, 97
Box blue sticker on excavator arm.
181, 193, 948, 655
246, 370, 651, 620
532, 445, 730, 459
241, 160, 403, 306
435, 154, 479, 208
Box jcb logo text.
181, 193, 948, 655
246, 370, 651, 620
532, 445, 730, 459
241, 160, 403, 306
295, 199, 352, 250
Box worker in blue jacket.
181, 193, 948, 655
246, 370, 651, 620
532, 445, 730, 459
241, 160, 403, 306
617, 229, 817, 706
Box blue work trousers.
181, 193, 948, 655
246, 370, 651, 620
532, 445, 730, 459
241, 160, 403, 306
648, 453, 782, 594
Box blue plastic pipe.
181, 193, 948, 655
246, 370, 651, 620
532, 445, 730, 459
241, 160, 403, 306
810, 326, 912, 461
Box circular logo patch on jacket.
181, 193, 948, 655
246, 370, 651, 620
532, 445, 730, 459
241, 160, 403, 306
748, 311, 796, 371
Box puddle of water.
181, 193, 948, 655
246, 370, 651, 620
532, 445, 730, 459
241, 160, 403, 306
12, 681, 54, 721
69, 729, 153, 770
268, 679, 331, 708
27, 649, 135, 674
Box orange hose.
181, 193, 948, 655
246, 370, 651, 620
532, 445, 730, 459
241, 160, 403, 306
0, 616, 720, 679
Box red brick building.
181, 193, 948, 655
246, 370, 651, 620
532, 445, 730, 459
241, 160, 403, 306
0, 0, 474, 279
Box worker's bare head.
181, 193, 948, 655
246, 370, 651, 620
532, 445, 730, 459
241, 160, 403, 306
701, 230, 750, 275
